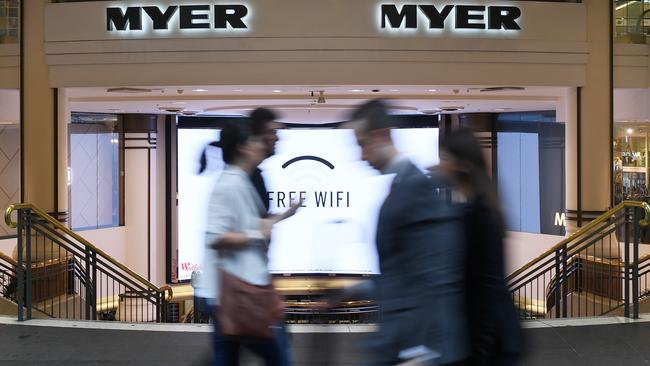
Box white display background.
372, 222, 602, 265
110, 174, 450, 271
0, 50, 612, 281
177, 128, 438, 280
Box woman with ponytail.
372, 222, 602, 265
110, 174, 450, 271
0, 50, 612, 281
200, 123, 296, 366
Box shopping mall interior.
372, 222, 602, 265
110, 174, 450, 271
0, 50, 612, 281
0, 0, 649, 364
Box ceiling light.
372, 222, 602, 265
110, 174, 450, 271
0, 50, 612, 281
349, 89, 363, 92
192, 89, 208, 92
232, 89, 243, 92
172, 101, 186, 105
427, 89, 439, 92
272, 89, 283, 93
389, 89, 400, 92
627, 128, 634, 134
0, 121, 15, 125
495, 108, 512, 112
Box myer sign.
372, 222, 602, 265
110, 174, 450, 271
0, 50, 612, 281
379, 3, 521, 31
106, 4, 249, 32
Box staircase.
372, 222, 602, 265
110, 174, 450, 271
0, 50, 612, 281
4, 203, 173, 322
507, 201, 650, 320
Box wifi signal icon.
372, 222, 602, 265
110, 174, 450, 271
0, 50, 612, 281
281, 155, 336, 192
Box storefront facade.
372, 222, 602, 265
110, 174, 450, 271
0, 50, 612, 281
0, 0, 647, 286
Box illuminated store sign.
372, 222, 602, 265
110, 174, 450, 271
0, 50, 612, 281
380, 4, 521, 30
106, 4, 249, 31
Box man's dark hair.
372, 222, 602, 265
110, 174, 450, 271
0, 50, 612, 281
249, 107, 278, 135
349, 99, 394, 131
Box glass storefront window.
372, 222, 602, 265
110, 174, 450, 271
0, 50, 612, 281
0, 0, 20, 44
0, 0, 19, 44
615, 0, 650, 43
69, 114, 121, 230
614, 125, 650, 203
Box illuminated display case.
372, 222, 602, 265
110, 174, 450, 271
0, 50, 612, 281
614, 128, 649, 203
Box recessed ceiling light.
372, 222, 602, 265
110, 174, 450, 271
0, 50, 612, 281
349, 89, 363, 92
172, 101, 186, 105
232, 89, 243, 92
192, 88, 208, 92
272, 89, 283, 93
389, 89, 400, 92
427, 89, 439, 92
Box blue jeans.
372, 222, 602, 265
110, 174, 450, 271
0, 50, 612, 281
211, 308, 292, 366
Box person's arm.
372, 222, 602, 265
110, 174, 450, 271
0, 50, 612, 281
206, 185, 267, 250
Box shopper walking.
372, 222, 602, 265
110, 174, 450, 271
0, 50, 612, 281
439, 129, 524, 366
201, 123, 297, 366
348, 99, 470, 366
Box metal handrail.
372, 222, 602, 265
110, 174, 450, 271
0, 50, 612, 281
0, 250, 17, 267
5, 203, 173, 301
507, 200, 650, 282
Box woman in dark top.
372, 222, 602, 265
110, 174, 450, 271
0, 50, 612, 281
439, 129, 524, 366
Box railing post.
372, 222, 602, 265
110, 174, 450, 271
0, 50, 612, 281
84, 247, 91, 321
555, 249, 561, 318
91, 251, 97, 321
156, 291, 162, 323
561, 244, 568, 318
633, 207, 640, 319
625, 207, 631, 318
24, 209, 32, 320
16, 209, 23, 321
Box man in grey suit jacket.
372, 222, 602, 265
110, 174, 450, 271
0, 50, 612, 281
350, 99, 469, 366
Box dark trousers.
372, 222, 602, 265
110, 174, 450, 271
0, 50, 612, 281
211, 307, 292, 366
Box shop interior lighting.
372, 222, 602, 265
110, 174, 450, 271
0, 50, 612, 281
427, 89, 439, 92
192, 89, 209, 92
349, 89, 364, 92
627, 128, 634, 134
272, 89, 283, 93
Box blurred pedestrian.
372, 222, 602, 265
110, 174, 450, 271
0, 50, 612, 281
249, 107, 283, 213
200, 123, 298, 366
348, 99, 469, 366
439, 129, 524, 366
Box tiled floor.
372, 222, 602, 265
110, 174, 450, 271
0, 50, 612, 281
2, 316, 650, 365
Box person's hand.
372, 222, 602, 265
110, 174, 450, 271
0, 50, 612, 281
280, 199, 303, 220
260, 218, 275, 242
270, 199, 304, 223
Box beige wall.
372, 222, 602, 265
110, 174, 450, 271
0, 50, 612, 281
615, 44, 650, 89
123, 128, 165, 286
0, 44, 18, 89
23, 0, 56, 211
573, 0, 612, 214
0, 237, 15, 257
42, 0, 589, 88
504, 231, 564, 276
77, 226, 128, 265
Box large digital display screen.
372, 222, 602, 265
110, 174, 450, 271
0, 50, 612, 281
177, 127, 439, 280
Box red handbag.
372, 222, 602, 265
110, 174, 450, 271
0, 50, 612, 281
217, 269, 285, 339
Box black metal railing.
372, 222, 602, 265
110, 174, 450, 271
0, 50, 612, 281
284, 300, 380, 325
507, 201, 650, 320
636, 254, 650, 302
0, 251, 18, 303
5, 204, 172, 322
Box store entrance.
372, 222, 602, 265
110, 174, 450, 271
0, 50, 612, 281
65, 84, 567, 283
